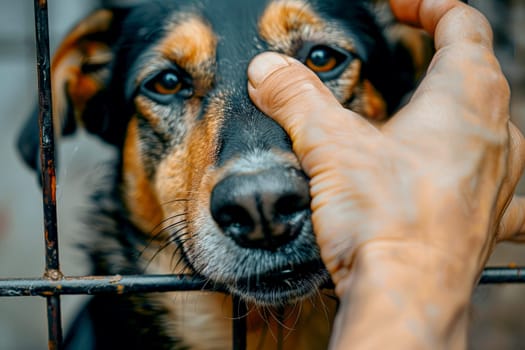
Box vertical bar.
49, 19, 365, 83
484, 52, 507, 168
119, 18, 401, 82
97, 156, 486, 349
277, 308, 284, 350
46, 296, 63, 350
34, 0, 59, 273
232, 295, 247, 350
33, 0, 63, 349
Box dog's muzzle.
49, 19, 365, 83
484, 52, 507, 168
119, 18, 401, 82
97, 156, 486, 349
199, 163, 329, 306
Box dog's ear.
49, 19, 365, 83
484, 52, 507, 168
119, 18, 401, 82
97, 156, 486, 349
372, 1, 434, 107
17, 8, 129, 174
383, 22, 434, 83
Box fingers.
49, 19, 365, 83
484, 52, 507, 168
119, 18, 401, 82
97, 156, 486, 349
392, 0, 499, 103
247, 52, 378, 150
390, 0, 492, 49
393, 0, 507, 132
390, 0, 454, 35
498, 195, 525, 242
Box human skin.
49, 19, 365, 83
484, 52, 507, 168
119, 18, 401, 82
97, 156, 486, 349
247, 0, 525, 349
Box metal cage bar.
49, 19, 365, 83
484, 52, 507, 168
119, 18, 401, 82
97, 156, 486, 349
33, 0, 63, 349
0, 267, 524, 298
2, 0, 525, 349
29, 2, 249, 349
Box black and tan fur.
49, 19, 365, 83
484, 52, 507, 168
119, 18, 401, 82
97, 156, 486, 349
17, 0, 432, 349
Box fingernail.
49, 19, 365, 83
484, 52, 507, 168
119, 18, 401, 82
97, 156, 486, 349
248, 52, 291, 89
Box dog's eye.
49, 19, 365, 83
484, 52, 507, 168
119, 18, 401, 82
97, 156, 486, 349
306, 47, 339, 72
303, 45, 353, 81
151, 71, 183, 95
141, 69, 192, 103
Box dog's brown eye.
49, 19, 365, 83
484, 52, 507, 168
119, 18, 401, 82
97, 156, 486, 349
141, 68, 193, 103
306, 47, 339, 73
300, 44, 353, 81
152, 71, 182, 95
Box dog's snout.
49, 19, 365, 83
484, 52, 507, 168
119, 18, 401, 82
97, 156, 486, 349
210, 168, 310, 250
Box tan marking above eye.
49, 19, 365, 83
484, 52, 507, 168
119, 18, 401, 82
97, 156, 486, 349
132, 15, 217, 96
258, 0, 323, 51
159, 16, 217, 74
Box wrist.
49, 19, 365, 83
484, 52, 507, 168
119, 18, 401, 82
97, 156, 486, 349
330, 241, 476, 350
350, 239, 480, 293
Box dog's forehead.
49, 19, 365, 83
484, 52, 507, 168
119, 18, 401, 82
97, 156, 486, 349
200, 0, 271, 82
129, 0, 352, 52
121, 0, 375, 95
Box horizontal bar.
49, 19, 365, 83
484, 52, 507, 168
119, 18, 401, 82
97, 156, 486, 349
0, 275, 225, 297
479, 267, 525, 283
0, 267, 523, 298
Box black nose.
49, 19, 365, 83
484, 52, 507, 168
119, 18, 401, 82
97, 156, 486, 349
210, 168, 310, 250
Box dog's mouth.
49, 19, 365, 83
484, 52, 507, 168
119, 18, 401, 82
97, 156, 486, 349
230, 259, 330, 306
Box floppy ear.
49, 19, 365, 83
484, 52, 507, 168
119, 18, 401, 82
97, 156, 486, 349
383, 22, 434, 83
17, 8, 129, 174
368, 0, 434, 115
375, 1, 434, 95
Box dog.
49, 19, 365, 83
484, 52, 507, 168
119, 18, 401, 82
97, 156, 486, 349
17, 0, 432, 348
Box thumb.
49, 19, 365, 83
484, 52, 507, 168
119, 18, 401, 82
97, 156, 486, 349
247, 52, 377, 152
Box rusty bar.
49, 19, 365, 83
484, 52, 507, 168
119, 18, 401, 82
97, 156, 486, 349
0, 275, 222, 297
33, 0, 62, 348
34, 0, 59, 274
232, 295, 247, 350
0, 267, 524, 298
46, 296, 62, 350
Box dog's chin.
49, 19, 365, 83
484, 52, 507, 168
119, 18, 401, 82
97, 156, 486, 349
185, 212, 331, 306
228, 260, 331, 307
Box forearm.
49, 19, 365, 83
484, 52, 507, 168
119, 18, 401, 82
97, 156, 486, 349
329, 241, 477, 350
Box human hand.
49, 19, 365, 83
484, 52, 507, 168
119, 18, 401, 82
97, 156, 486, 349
248, 0, 525, 348
249, 0, 525, 295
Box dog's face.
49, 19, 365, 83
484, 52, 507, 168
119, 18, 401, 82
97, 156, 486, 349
18, 0, 430, 306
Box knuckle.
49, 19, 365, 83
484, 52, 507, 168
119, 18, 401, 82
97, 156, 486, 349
485, 65, 509, 95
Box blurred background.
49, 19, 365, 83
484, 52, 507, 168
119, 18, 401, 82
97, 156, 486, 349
0, 0, 523, 349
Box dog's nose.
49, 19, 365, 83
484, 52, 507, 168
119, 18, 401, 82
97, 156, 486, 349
210, 168, 310, 250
